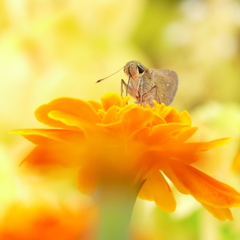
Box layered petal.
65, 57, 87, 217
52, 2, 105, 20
146, 123, 189, 145
35, 97, 101, 129
139, 170, 176, 212
119, 106, 154, 135
101, 106, 120, 124
148, 137, 233, 165
11, 129, 83, 145
201, 203, 233, 221
166, 161, 240, 208
101, 92, 129, 111
23, 141, 87, 167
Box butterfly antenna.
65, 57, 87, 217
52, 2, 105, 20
96, 66, 124, 83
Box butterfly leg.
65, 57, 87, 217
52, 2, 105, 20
121, 79, 135, 98
121, 79, 127, 97
141, 85, 158, 107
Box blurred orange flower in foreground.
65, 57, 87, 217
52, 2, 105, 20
0, 202, 159, 240
0, 203, 96, 240
13, 93, 240, 221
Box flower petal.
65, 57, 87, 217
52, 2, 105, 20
130, 127, 151, 143
101, 93, 129, 111
162, 166, 190, 194
168, 161, 240, 208
35, 97, 101, 129
22, 142, 87, 167
119, 106, 154, 135
201, 203, 233, 221
164, 108, 182, 123
99, 106, 154, 136
179, 110, 192, 125
196, 138, 233, 151
152, 112, 166, 125
102, 106, 120, 124
11, 129, 84, 145
175, 126, 198, 142
48, 111, 97, 132
153, 103, 171, 117
146, 123, 189, 145
87, 100, 103, 112
149, 138, 232, 165
139, 170, 176, 212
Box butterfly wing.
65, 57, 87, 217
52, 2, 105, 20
149, 69, 178, 105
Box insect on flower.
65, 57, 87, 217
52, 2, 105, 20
96, 60, 178, 107
13, 93, 239, 221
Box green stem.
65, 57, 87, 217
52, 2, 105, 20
94, 180, 140, 240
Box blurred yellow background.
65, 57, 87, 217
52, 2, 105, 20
1, 0, 240, 239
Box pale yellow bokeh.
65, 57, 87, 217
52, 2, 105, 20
1, 0, 240, 239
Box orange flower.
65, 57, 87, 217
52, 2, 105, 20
0, 202, 96, 240
13, 93, 240, 221
0, 202, 158, 240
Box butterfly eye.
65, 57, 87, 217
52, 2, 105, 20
137, 64, 145, 74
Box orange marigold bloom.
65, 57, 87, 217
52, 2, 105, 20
13, 93, 240, 221
0, 203, 96, 240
